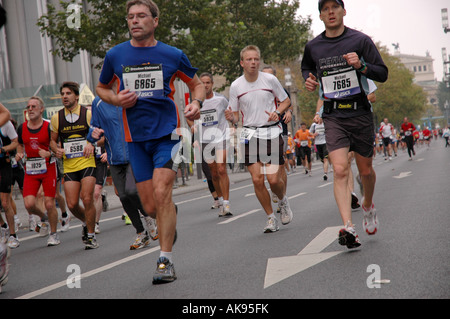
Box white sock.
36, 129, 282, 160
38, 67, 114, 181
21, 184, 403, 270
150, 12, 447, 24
267, 213, 275, 219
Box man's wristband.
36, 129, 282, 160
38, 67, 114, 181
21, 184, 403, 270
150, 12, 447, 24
358, 61, 367, 73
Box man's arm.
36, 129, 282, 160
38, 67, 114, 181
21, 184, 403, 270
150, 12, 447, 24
0, 103, 10, 127
184, 75, 205, 121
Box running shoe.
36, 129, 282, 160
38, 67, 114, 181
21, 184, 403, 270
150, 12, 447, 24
362, 201, 378, 235
211, 200, 220, 209
95, 222, 101, 234
29, 215, 37, 232
323, 173, 328, 181
82, 226, 88, 244
271, 191, 279, 204
123, 214, 132, 225
60, 215, 70, 232
219, 203, 233, 218
279, 198, 293, 225
152, 257, 177, 284
264, 216, 279, 233
0, 243, 10, 294
351, 193, 361, 209
144, 216, 158, 240
35, 222, 49, 237
47, 233, 60, 247
14, 216, 21, 233
338, 222, 361, 249
130, 231, 150, 250
0, 226, 9, 244
6, 236, 20, 249
85, 236, 99, 250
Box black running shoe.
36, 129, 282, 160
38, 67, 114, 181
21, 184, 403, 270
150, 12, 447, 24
351, 194, 361, 209
152, 257, 177, 284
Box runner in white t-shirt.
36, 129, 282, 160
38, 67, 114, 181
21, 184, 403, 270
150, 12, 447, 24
195, 73, 232, 217
225, 45, 293, 233
379, 118, 394, 161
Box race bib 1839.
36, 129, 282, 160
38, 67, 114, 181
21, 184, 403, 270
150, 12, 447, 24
123, 64, 164, 98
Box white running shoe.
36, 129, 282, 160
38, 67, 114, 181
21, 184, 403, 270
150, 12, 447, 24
271, 190, 279, 204
0, 226, 9, 244
36, 222, 50, 237
144, 216, 158, 240
7, 236, 20, 249
264, 216, 279, 233
219, 203, 233, 218
29, 216, 37, 232
362, 200, 378, 235
60, 216, 71, 232
279, 197, 293, 225
47, 233, 60, 246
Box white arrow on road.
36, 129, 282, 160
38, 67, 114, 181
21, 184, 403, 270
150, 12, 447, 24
264, 226, 343, 289
393, 171, 412, 179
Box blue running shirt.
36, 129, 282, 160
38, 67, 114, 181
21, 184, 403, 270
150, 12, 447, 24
99, 41, 198, 142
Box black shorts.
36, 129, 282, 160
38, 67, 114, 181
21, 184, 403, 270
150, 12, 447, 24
243, 135, 284, 167
316, 144, 329, 161
64, 167, 96, 183
382, 137, 391, 147
0, 160, 12, 193
299, 146, 311, 163
11, 166, 24, 190
95, 158, 108, 186
323, 113, 375, 158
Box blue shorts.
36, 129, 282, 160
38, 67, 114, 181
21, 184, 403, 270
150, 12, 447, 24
128, 134, 181, 183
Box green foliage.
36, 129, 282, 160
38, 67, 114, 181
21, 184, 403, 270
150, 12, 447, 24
37, 0, 311, 87
373, 44, 427, 127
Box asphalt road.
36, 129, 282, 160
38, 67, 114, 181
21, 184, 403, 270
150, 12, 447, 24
1, 139, 449, 304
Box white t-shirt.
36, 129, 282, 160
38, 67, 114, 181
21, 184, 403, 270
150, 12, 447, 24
199, 92, 230, 144
310, 122, 326, 145
229, 72, 288, 139
0, 121, 18, 144
380, 123, 393, 138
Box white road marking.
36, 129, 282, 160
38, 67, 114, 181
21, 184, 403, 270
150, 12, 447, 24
16, 246, 161, 299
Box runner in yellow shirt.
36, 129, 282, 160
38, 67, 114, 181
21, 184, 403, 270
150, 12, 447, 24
50, 81, 98, 249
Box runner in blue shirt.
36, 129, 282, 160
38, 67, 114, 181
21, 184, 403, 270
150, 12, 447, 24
96, 0, 205, 284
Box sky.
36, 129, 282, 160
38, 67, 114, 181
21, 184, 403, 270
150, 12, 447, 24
297, 0, 450, 81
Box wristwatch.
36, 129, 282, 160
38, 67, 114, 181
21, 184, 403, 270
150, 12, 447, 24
194, 99, 203, 109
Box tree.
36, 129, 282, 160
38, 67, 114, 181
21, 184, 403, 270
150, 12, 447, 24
37, 0, 311, 88
373, 45, 428, 127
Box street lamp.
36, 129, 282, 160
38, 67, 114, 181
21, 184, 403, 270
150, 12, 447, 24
443, 8, 450, 33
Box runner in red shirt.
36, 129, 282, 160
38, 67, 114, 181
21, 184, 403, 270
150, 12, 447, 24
401, 117, 416, 160
16, 97, 59, 247
422, 127, 432, 148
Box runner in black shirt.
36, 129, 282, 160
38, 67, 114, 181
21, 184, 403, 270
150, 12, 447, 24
301, 0, 388, 249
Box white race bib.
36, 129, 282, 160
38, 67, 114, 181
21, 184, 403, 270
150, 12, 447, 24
240, 127, 256, 144
64, 138, 87, 159
123, 64, 164, 98
200, 109, 219, 127
322, 69, 361, 100
300, 140, 309, 147
26, 158, 47, 175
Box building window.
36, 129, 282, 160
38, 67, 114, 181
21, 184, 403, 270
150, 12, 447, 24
418, 65, 422, 72
423, 65, 427, 72
414, 66, 417, 72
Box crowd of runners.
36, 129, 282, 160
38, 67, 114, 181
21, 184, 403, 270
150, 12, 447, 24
1, 0, 449, 291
